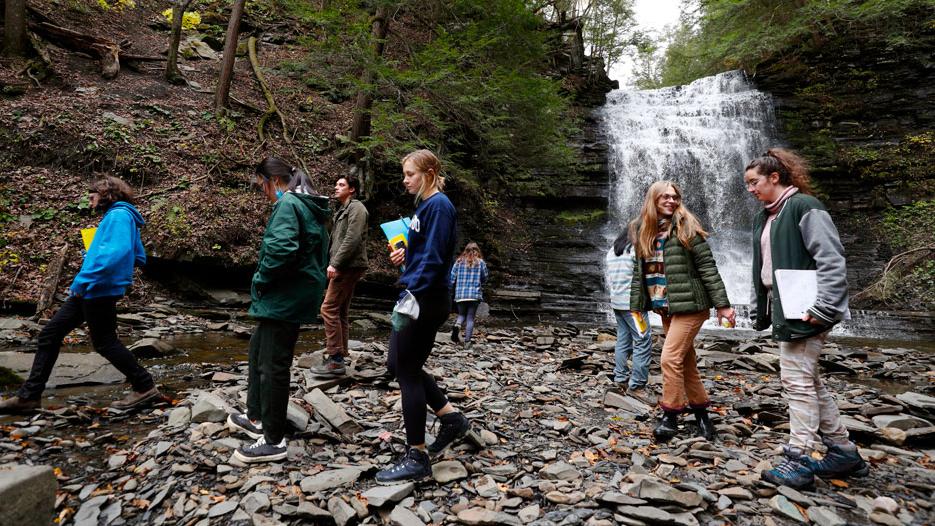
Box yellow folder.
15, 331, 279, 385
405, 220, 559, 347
81, 228, 97, 251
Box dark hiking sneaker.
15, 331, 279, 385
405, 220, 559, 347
428, 412, 470, 456
227, 413, 263, 440
233, 436, 287, 463
450, 324, 461, 343
111, 387, 161, 410
375, 448, 431, 485
653, 411, 679, 442
808, 440, 870, 479
762, 446, 815, 489
309, 358, 347, 377
693, 408, 717, 442
0, 396, 41, 415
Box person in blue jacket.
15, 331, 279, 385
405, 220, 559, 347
375, 149, 472, 484
0, 176, 159, 414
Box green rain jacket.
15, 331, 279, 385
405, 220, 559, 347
629, 230, 731, 314
249, 192, 331, 324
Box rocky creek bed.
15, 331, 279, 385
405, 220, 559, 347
1, 305, 934, 526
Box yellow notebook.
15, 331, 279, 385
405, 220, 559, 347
81, 228, 97, 251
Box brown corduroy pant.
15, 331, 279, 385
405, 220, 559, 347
659, 310, 711, 412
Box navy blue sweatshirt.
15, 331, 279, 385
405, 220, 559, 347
399, 192, 457, 299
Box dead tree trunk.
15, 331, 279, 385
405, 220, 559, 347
32, 244, 69, 321
4, 0, 30, 57
348, 5, 390, 145
165, 0, 194, 84
30, 21, 122, 78
214, 0, 247, 116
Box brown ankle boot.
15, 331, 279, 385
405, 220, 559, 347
111, 387, 161, 410
0, 396, 41, 415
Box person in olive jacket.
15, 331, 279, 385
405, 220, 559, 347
229, 157, 330, 464
745, 149, 868, 490
629, 181, 735, 443
312, 174, 369, 377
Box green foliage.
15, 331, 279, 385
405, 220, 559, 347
883, 200, 935, 250
657, 0, 932, 86
31, 208, 58, 221
557, 209, 607, 224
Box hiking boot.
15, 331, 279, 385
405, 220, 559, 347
808, 439, 870, 479
693, 407, 716, 442
233, 436, 287, 463
309, 358, 346, 377
450, 324, 461, 343
0, 396, 40, 415
428, 412, 470, 456
111, 387, 161, 410
626, 385, 657, 406
653, 411, 679, 442
375, 448, 431, 485
761, 446, 815, 489
227, 413, 263, 440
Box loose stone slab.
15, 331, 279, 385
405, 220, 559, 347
432, 460, 468, 483
300, 468, 362, 493
0, 351, 124, 387
539, 461, 581, 480
390, 505, 425, 526
361, 483, 415, 507
457, 507, 522, 526
0, 465, 57, 526
769, 495, 808, 523
304, 388, 364, 436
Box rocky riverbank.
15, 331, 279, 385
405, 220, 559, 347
1, 319, 934, 526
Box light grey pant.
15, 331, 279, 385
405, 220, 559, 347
779, 332, 850, 451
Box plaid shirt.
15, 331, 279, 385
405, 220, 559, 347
449, 259, 488, 301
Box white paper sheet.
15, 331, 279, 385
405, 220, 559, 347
774, 269, 817, 320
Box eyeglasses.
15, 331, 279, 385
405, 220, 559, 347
658, 194, 681, 202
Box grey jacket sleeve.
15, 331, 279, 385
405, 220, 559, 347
330, 202, 367, 269
799, 209, 849, 324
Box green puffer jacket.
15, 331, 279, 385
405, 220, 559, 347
629, 230, 731, 314
249, 192, 331, 324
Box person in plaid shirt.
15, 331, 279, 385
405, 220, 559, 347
449, 242, 489, 349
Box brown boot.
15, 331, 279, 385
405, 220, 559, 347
111, 387, 161, 410
0, 396, 41, 415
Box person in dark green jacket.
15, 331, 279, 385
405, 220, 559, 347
744, 149, 868, 490
629, 181, 735, 443
229, 157, 330, 464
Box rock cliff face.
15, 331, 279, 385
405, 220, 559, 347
750, 19, 935, 297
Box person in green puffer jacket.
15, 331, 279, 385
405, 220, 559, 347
628, 181, 735, 444
229, 157, 331, 464
744, 149, 868, 491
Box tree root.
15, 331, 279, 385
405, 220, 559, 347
852, 245, 935, 305
247, 36, 291, 144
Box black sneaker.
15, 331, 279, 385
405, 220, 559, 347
761, 446, 815, 489
227, 413, 263, 440
428, 412, 470, 456
375, 448, 431, 484
451, 324, 461, 343
309, 358, 347, 377
233, 436, 287, 463
807, 439, 870, 479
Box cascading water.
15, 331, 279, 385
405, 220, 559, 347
600, 70, 779, 310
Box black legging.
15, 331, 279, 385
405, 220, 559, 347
387, 288, 451, 445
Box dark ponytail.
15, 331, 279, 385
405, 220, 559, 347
745, 148, 813, 195
612, 230, 631, 257
256, 156, 317, 195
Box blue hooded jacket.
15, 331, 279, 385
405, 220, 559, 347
69, 201, 146, 299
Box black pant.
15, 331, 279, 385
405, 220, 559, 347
246, 319, 300, 444
388, 288, 451, 446
18, 295, 155, 400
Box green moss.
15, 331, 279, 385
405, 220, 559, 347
0, 366, 23, 388
557, 209, 606, 224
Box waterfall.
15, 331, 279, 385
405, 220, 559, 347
600, 70, 779, 308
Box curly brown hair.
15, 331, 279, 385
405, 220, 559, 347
90, 176, 135, 207
744, 148, 813, 195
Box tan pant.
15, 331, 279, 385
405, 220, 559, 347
320, 268, 365, 357
659, 310, 710, 411
779, 332, 850, 451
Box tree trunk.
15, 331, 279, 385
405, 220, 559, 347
165, 0, 194, 84
348, 5, 390, 145
3, 0, 29, 57
214, 0, 247, 115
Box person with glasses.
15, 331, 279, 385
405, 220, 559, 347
744, 149, 868, 489
628, 181, 735, 443
449, 242, 489, 350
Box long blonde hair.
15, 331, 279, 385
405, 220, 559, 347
457, 242, 483, 267
629, 181, 708, 258
401, 149, 446, 203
